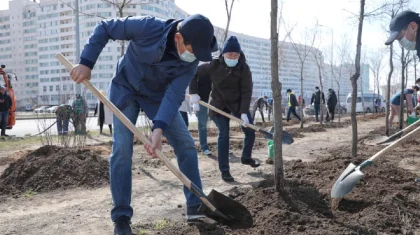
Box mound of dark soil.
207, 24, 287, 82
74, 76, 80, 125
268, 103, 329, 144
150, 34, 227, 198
155, 144, 420, 235
0, 146, 109, 195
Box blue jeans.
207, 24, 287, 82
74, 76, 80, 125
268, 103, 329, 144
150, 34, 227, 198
212, 111, 255, 172
0, 111, 9, 135
110, 101, 202, 221
196, 106, 209, 151
56, 118, 69, 135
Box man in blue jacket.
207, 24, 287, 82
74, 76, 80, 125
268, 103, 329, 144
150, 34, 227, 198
70, 14, 217, 235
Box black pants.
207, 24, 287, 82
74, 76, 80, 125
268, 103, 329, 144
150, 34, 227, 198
180, 111, 189, 127
326, 105, 335, 121
286, 107, 301, 121
99, 117, 112, 134
252, 107, 265, 123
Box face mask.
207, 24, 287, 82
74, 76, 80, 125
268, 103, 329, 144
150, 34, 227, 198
225, 58, 238, 67
177, 39, 196, 63
399, 28, 417, 51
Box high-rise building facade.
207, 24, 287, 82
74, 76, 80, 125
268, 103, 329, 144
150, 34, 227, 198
0, 0, 368, 108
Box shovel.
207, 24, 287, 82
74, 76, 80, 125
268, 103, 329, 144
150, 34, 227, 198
366, 118, 420, 146
56, 53, 253, 229
331, 122, 420, 199
196, 100, 294, 144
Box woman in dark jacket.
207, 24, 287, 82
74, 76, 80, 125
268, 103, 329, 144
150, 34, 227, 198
191, 36, 259, 182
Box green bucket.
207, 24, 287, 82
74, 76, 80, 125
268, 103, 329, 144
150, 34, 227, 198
268, 140, 274, 159
407, 116, 420, 126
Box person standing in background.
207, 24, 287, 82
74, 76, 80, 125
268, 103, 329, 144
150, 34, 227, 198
55, 104, 72, 135
72, 94, 89, 135
94, 91, 113, 135
0, 85, 12, 136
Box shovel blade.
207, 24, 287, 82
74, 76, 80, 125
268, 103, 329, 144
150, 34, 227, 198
331, 163, 365, 198
266, 127, 294, 144
199, 190, 253, 229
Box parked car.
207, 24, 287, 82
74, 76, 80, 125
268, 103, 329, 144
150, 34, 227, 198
346, 92, 385, 113
46, 106, 59, 113
33, 106, 49, 113
25, 104, 33, 112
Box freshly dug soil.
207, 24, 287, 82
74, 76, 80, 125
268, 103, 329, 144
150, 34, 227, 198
155, 144, 420, 235
0, 146, 109, 195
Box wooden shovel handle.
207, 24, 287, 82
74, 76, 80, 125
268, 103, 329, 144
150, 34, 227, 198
56, 53, 217, 212
369, 123, 420, 162
196, 100, 260, 132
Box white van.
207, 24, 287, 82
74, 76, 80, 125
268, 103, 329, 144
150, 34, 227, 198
346, 92, 385, 113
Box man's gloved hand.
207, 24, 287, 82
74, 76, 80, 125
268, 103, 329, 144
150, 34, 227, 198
410, 111, 417, 117
241, 113, 249, 127
192, 103, 200, 112
189, 94, 201, 104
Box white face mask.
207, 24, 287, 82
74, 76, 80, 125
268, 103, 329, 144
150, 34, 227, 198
399, 28, 417, 51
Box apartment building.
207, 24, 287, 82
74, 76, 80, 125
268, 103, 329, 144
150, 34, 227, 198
0, 0, 366, 108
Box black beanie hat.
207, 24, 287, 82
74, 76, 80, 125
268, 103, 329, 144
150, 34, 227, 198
221, 36, 241, 54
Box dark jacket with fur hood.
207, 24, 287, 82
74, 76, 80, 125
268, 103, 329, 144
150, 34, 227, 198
203, 52, 253, 117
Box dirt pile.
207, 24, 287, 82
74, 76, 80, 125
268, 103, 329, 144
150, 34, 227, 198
157, 143, 420, 235
0, 146, 109, 195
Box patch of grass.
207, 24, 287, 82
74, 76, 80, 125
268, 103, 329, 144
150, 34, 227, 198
23, 189, 36, 198
0, 136, 41, 150
153, 218, 170, 230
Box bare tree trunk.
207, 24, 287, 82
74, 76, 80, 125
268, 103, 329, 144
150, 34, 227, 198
350, 0, 365, 158
220, 0, 235, 52
386, 44, 394, 135
300, 68, 304, 128
271, 0, 284, 192
399, 48, 405, 130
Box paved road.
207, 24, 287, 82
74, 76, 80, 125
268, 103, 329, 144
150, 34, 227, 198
6, 114, 198, 137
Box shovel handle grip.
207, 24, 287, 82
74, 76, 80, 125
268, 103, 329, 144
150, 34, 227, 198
369, 123, 420, 163
56, 53, 217, 212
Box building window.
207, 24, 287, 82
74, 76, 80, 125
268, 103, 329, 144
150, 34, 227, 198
49, 86, 53, 91
43, 86, 47, 92
56, 85, 60, 91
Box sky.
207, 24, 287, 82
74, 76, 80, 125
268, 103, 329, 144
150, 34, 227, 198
1, 0, 420, 87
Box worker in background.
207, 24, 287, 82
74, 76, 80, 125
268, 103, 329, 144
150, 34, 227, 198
286, 89, 301, 122
389, 85, 419, 126
311, 86, 325, 122
267, 97, 273, 121
326, 89, 338, 122
72, 94, 89, 135
251, 96, 267, 123
94, 91, 113, 135
0, 85, 12, 136
190, 36, 259, 182
55, 103, 72, 135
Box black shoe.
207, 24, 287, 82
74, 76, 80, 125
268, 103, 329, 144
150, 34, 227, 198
114, 216, 132, 235
1, 134, 8, 137
221, 171, 235, 182
186, 204, 206, 222
242, 158, 260, 168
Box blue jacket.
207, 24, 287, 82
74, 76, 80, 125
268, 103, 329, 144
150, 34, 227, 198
80, 16, 199, 131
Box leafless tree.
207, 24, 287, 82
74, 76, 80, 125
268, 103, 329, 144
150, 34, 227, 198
369, 48, 386, 113
288, 27, 317, 127
382, 0, 410, 135
219, 0, 236, 52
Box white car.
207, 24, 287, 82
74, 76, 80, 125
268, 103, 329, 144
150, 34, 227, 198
34, 106, 49, 113
46, 106, 59, 113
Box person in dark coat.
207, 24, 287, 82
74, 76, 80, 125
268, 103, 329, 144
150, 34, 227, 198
191, 36, 259, 182
286, 89, 301, 122
266, 97, 273, 121
251, 96, 268, 123
94, 91, 113, 135
0, 85, 12, 136
326, 89, 338, 122
311, 86, 325, 122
